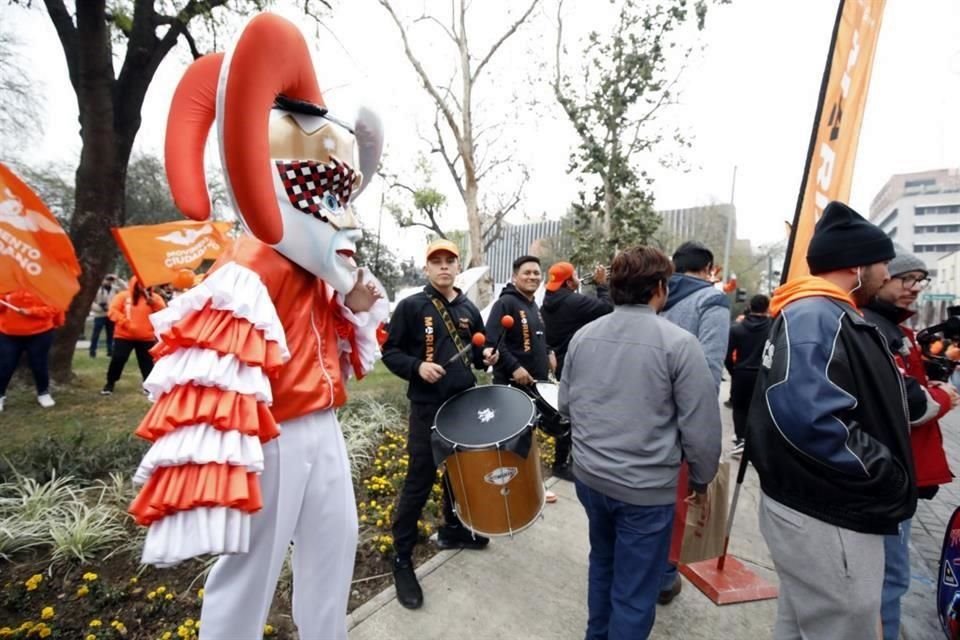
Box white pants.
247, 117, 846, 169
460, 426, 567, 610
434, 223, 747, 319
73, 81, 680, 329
200, 410, 358, 639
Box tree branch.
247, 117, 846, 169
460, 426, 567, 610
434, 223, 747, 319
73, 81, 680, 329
481, 169, 527, 250
41, 0, 79, 88
471, 0, 539, 83
154, 13, 203, 59
432, 111, 466, 200
378, 0, 464, 145
414, 14, 458, 44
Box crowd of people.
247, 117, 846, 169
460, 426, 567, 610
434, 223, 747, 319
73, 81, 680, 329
0, 273, 176, 412
1, 198, 953, 640
377, 200, 953, 640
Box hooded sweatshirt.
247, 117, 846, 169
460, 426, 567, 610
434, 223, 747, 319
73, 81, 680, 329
381, 284, 487, 404
725, 314, 772, 375
108, 277, 166, 341
485, 283, 550, 384
0, 291, 64, 336
662, 273, 730, 389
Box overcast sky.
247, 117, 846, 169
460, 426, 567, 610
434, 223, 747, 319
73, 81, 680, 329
5, 0, 959, 257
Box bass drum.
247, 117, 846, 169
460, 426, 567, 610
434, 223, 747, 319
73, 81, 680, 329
433, 385, 544, 537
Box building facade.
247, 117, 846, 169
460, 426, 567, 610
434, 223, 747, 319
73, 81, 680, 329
869, 169, 960, 279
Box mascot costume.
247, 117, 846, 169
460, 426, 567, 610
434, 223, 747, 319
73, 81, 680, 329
127, 14, 387, 639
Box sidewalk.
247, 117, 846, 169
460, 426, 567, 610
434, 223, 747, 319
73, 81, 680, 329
348, 383, 955, 639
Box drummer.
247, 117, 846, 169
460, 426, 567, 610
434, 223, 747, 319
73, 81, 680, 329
381, 239, 498, 611
485, 255, 559, 503
484, 255, 554, 386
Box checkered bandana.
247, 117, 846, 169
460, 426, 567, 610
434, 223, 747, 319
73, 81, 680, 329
275, 158, 357, 221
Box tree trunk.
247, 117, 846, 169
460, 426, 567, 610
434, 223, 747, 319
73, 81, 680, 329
48, 2, 130, 382
49, 156, 126, 382
602, 175, 615, 242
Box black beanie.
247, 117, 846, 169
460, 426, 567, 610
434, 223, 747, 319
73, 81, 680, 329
806, 201, 894, 274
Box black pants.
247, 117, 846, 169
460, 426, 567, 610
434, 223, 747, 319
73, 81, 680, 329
392, 402, 460, 559
730, 369, 759, 442
0, 330, 54, 396
106, 338, 155, 387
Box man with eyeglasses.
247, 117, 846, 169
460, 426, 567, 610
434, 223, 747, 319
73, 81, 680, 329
863, 244, 958, 640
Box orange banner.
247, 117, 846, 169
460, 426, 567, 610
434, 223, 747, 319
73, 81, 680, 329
784, 0, 886, 281
0, 163, 81, 310
111, 220, 233, 287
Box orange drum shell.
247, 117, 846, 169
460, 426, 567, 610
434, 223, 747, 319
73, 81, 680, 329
443, 437, 545, 537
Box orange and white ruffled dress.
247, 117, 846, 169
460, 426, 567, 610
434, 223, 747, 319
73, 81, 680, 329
128, 237, 386, 566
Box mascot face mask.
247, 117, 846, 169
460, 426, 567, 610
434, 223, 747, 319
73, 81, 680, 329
269, 105, 362, 294
163, 14, 384, 295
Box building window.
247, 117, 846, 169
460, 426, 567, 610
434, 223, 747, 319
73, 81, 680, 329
916, 205, 960, 216
905, 179, 936, 188
914, 224, 960, 234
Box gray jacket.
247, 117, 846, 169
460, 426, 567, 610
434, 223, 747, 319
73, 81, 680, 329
558, 305, 721, 505
661, 273, 730, 390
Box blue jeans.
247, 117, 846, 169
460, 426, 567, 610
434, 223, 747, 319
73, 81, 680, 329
881, 519, 912, 640
89, 316, 114, 357
0, 330, 54, 396
575, 479, 675, 640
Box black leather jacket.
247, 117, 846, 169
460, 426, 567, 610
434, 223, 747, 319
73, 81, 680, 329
745, 296, 917, 535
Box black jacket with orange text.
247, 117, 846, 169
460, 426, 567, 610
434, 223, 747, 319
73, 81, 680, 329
381, 285, 486, 404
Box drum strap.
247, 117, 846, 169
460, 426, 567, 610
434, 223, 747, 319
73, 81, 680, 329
431, 296, 472, 369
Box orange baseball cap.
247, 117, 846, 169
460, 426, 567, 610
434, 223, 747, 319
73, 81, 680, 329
426, 239, 460, 260
546, 261, 576, 292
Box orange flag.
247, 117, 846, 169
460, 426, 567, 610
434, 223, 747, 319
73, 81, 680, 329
0, 163, 81, 310
111, 220, 233, 288
784, 0, 886, 281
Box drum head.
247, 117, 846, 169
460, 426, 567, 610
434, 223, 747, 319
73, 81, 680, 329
534, 381, 560, 412
435, 385, 536, 448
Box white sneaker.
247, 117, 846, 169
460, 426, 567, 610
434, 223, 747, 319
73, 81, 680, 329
37, 394, 55, 409
0, 396, 5, 412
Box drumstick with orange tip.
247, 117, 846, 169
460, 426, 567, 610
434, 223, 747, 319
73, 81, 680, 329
443, 332, 487, 366
492, 315, 514, 354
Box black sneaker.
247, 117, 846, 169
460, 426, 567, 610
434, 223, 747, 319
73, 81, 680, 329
657, 575, 682, 605
551, 463, 575, 483
436, 524, 489, 550
392, 556, 423, 609
100, 385, 114, 396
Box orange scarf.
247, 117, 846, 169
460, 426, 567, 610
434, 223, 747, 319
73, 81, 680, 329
769, 276, 857, 317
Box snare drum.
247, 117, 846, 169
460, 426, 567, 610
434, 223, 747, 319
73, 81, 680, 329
529, 381, 570, 438
433, 385, 545, 537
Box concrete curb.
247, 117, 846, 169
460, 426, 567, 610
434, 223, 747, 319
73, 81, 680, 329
346, 475, 563, 630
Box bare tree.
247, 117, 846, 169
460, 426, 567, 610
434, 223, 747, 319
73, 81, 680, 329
8, 0, 330, 381
0, 27, 42, 155
377, 0, 540, 273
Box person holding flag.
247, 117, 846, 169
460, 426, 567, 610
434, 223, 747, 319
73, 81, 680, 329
100, 276, 165, 396
0, 290, 65, 411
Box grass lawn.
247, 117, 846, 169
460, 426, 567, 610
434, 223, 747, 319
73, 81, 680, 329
0, 349, 408, 471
